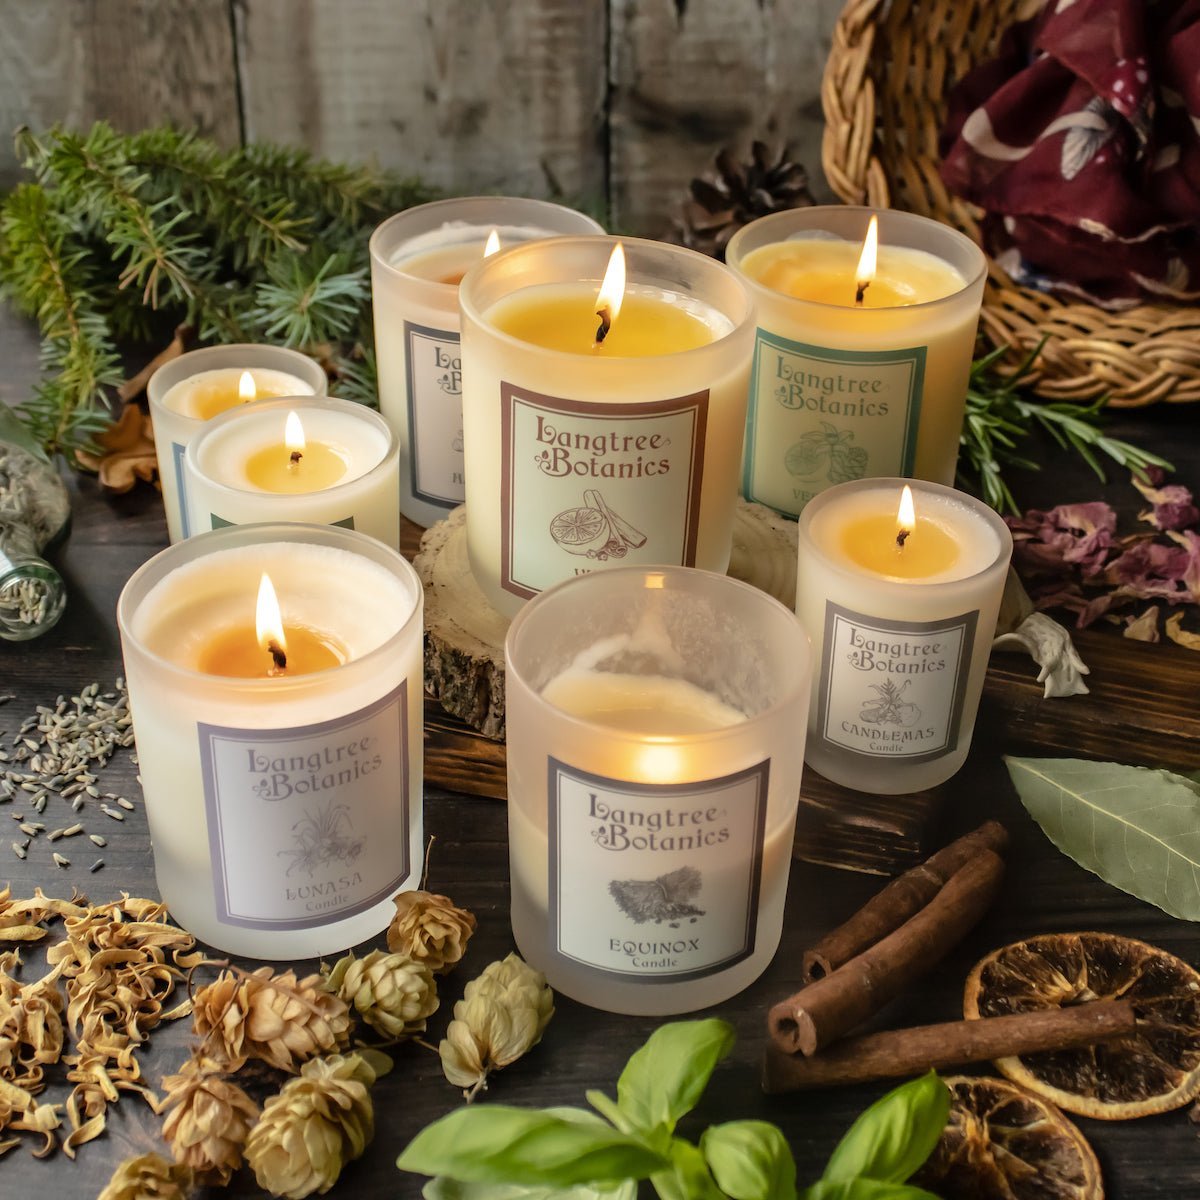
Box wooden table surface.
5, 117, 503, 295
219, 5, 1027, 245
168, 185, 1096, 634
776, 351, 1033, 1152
4, 308, 1200, 1199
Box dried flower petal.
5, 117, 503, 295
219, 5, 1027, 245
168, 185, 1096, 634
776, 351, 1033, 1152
161, 1056, 260, 1183
387, 890, 476, 974
326, 950, 437, 1041
1008, 501, 1117, 578
1123, 606, 1161, 642
1133, 470, 1200, 531
245, 1052, 382, 1198
1166, 611, 1200, 650
97, 1151, 193, 1200
439, 952, 553, 1099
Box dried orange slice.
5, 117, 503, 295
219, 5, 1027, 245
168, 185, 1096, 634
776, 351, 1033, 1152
914, 1075, 1102, 1200
964, 932, 1200, 1119
549, 506, 605, 547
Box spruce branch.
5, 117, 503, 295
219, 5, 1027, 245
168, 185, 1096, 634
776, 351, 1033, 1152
957, 340, 1172, 515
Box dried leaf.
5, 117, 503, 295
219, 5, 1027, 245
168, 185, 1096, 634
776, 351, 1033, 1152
74, 403, 158, 493
1165, 611, 1200, 650
1006, 756, 1200, 920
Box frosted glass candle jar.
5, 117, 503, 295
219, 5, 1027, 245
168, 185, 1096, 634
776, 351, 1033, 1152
148, 344, 327, 542
370, 198, 603, 527
726, 207, 986, 516
795, 478, 1012, 794
117, 523, 423, 958
184, 397, 400, 549
506, 566, 811, 1015
460, 236, 755, 619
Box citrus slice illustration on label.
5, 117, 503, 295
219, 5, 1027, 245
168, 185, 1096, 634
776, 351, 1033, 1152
549, 489, 648, 561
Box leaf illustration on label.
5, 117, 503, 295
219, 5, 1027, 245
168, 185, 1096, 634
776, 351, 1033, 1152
1005, 756, 1200, 921
278, 802, 364, 877
609, 866, 705, 926
859, 679, 922, 727
785, 439, 828, 478
828, 442, 868, 484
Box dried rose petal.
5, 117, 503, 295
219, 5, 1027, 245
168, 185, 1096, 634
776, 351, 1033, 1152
1007, 501, 1117, 578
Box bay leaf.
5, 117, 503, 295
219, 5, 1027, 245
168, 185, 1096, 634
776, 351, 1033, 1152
1005, 756, 1200, 921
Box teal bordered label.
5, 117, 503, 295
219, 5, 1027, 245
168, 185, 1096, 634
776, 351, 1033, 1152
743, 330, 926, 516
210, 514, 356, 531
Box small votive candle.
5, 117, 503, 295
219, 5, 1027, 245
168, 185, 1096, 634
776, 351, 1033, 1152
795, 478, 1012, 794
183, 397, 400, 548
117, 523, 424, 958
370, 197, 603, 527
460, 236, 755, 618
726, 207, 986, 516
505, 566, 811, 1015
148, 344, 328, 542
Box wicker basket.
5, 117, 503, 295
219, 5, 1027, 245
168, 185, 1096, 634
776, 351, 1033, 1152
821, 0, 1200, 406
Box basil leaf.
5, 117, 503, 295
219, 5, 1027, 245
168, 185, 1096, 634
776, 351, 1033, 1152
701, 1120, 797, 1200
616, 1019, 735, 1136
802, 1181, 942, 1200
397, 1105, 667, 1187
822, 1073, 949, 1184
586, 1090, 632, 1135
424, 1177, 637, 1200
651, 1138, 726, 1200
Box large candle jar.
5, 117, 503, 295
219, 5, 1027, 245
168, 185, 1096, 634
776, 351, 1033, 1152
460, 236, 755, 618
795, 478, 1012, 794
726, 207, 986, 517
370, 198, 603, 527
505, 566, 811, 1015
183, 397, 401, 549
148, 344, 328, 542
117, 523, 424, 958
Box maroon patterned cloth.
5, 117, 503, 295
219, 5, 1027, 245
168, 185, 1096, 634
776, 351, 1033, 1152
940, 0, 1200, 309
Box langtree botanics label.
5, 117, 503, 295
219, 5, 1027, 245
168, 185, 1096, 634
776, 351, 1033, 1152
198, 682, 410, 929
404, 319, 465, 508
816, 603, 977, 763
744, 330, 926, 514
547, 758, 768, 982
500, 384, 708, 600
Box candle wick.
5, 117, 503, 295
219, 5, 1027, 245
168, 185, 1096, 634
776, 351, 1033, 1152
267, 640, 288, 673
289, 450, 303, 467
896, 528, 911, 549
594, 305, 612, 345
855, 280, 870, 307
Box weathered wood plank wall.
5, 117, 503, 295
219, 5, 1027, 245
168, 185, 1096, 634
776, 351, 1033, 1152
0, 0, 837, 231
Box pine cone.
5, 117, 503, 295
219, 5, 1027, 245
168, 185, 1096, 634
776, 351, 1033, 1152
96, 1152, 193, 1200
670, 141, 815, 261
161, 1056, 260, 1184
387, 890, 476, 974
439, 953, 554, 1096
326, 950, 438, 1041
244, 1052, 383, 1199
193, 967, 351, 1073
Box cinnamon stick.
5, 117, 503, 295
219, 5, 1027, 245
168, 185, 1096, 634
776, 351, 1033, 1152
769, 848, 1004, 1056
802, 820, 1009, 983
762, 999, 1136, 1093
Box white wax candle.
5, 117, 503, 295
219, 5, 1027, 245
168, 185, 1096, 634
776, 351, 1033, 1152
161, 367, 316, 420
183, 397, 401, 548
795, 478, 1012, 794
118, 526, 424, 959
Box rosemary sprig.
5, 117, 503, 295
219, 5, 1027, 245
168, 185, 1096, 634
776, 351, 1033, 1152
956, 341, 1173, 515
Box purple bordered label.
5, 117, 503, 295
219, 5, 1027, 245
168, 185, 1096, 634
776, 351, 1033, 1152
547, 757, 768, 983
404, 319, 465, 508
198, 681, 410, 930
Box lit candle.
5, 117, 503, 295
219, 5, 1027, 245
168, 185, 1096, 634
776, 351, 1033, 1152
148, 345, 327, 543
794, 477, 1012, 794
726, 207, 987, 517
505, 566, 811, 1016
183, 397, 401, 548
370, 198, 603, 526
117, 523, 424, 959
459, 235, 754, 619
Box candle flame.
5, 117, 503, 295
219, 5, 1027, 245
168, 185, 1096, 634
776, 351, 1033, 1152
255, 573, 287, 668
483, 228, 501, 258
238, 371, 257, 403
595, 243, 626, 341
897, 484, 915, 536
855, 216, 878, 305
284, 410, 306, 457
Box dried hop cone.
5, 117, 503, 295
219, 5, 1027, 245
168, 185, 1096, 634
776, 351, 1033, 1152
97, 1152, 194, 1200
245, 1052, 385, 1200
439, 952, 554, 1097
161, 1057, 260, 1184
193, 966, 351, 1073
326, 949, 438, 1041
387, 890, 477, 974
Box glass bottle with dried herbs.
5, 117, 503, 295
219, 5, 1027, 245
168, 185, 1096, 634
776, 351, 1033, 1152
0, 407, 70, 640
